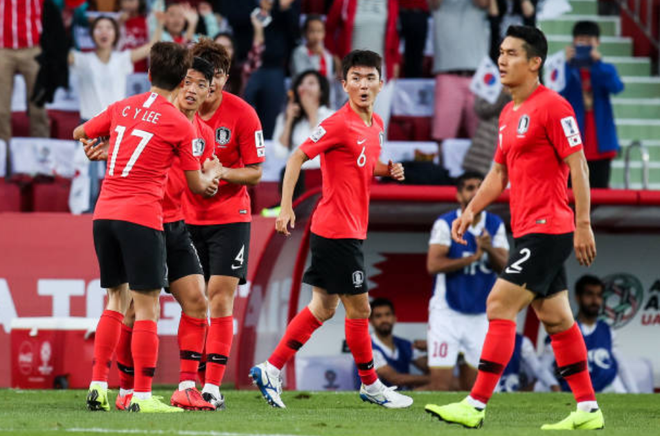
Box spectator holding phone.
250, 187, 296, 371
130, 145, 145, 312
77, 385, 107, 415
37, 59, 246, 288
561, 21, 623, 188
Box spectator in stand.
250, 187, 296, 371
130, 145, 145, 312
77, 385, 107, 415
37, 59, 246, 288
325, 0, 400, 80
216, 0, 258, 63
214, 31, 243, 95
462, 91, 511, 176
496, 332, 560, 393
290, 14, 335, 82
117, 0, 149, 72
561, 21, 623, 189
0, 0, 51, 158
428, 0, 489, 144
243, 0, 301, 139
488, 0, 536, 63
68, 15, 162, 210
272, 70, 333, 201
399, 0, 429, 78
149, 0, 220, 45
539, 275, 638, 394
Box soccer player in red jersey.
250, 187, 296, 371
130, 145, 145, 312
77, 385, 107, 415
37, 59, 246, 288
74, 42, 221, 413
249, 50, 412, 409
181, 40, 265, 410
425, 26, 603, 430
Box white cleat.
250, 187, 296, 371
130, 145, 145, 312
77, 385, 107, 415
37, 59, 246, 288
359, 384, 413, 409
249, 362, 286, 409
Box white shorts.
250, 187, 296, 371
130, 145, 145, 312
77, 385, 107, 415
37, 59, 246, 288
427, 307, 488, 368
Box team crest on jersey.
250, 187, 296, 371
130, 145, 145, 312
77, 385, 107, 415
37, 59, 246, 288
310, 126, 326, 143
352, 270, 364, 288
216, 127, 231, 146
192, 138, 205, 157
517, 115, 530, 135
561, 116, 583, 147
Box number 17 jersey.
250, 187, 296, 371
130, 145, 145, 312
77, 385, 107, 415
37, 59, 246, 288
83, 92, 200, 231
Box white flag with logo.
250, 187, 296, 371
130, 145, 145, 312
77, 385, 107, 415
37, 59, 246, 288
544, 50, 566, 92
470, 56, 502, 104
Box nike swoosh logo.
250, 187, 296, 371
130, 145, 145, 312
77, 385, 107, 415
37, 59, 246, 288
500, 125, 507, 132
505, 267, 520, 274
357, 139, 366, 145
231, 264, 242, 270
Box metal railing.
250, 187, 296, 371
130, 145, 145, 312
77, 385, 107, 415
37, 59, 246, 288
624, 140, 650, 189
614, 0, 659, 72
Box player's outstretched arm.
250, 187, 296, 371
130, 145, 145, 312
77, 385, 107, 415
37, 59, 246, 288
374, 160, 405, 181
276, 149, 308, 236
565, 150, 596, 266
451, 163, 508, 244
376, 365, 430, 389
184, 156, 222, 195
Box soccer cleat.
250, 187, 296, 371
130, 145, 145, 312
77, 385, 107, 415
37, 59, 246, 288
541, 409, 605, 430
127, 395, 184, 413
359, 384, 413, 409
425, 399, 485, 429
86, 383, 110, 411
115, 393, 133, 411
202, 391, 226, 411
171, 388, 216, 411
249, 362, 286, 408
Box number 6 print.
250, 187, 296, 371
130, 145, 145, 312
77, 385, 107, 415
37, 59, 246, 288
357, 146, 366, 167
505, 248, 531, 274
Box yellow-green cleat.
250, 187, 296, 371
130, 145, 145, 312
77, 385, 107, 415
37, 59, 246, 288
425, 399, 485, 429
127, 395, 185, 413
86, 383, 110, 411
541, 409, 605, 430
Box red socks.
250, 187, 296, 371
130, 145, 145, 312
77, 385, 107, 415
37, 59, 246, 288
132, 320, 158, 393
92, 310, 124, 382
205, 316, 233, 386
116, 323, 134, 390
345, 318, 378, 385
178, 313, 207, 383
268, 307, 322, 370
550, 323, 596, 402
470, 319, 517, 404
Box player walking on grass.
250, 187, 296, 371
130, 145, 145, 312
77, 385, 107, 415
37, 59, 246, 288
250, 50, 412, 410
182, 40, 265, 410
424, 26, 603, 430
74, 42, 222, 414
84, 56, 221, 412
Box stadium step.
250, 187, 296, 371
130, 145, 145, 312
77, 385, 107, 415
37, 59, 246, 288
616, 119, 660, 141
605, 56, 651, 77
613, 98, 660, 119
539, 15, 619, 37
567, 0, 598, 16
618, 77, 660, 99
610, 140, 660, 189
547, 35, 632, 57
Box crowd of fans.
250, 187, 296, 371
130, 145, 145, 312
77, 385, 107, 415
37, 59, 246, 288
2, 0, 623, 191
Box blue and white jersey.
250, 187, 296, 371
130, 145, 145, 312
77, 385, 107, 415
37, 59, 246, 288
354, 334, 422, 389
429, 209, 509, 314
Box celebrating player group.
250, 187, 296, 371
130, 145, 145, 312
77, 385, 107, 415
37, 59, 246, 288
76, 24, 605, 430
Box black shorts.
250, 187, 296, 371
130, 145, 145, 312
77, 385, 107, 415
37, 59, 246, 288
499, 232, 573, 298
302, 233, 367, 295
187, 222, 250, 284
93, 219, 167, 291
164, 220, 203, 286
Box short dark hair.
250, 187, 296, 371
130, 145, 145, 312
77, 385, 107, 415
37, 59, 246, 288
457, 171, 484, 191
191, 38, 231, 75
90, 16, 120, 47
505, 25, 548, 69
370, 298, 395, 314
341, 50, 382, 81
303, 14, 324, 33
575, 275, 604, 296
191, 56, 214, 83
573, 21, 601, 38
149, 42, 191, 91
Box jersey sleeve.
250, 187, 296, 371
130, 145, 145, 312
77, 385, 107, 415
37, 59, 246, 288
299, 115, 340, 160
429, 219, 451, 246
492, 222, 509, 250
237, 105, 266, 166
177, 122, 202, 171
83, 103, 114, 138
545, 97, 584, 159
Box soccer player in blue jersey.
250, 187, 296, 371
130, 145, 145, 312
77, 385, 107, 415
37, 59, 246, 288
426, 172, 509, 391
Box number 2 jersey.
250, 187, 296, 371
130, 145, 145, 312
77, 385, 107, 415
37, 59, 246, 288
83, 92, 200, 231
299, 103, 384, 240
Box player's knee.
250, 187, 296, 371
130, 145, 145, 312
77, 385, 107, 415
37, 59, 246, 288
541, 316, 574, 335
310, 305, 335, 322
183, 291, 208, 318
486, 296, 516, 321
208, 287, 235, 312
345, 304, 370, 320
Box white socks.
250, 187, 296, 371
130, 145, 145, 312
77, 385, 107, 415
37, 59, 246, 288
202, 383, 220, 397
266, 361, 281, 377
466, 395, 487, 410
364, 379, 385, 394
577, 401, 599, 412
119, 388, 133, 397
90, 381, 108, 390
133, 391, 151, 400
178, 380, 196, 391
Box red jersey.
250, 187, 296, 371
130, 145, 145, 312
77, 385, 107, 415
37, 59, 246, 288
494, 85, 583, 238
84, 92, 200, 231
184, 91, 265, 225
300, 103, 384, 240
163, 115, 215, 223
1, 0, 42, 49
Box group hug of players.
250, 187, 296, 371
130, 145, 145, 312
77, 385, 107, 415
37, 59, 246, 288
78, 24, 606, 430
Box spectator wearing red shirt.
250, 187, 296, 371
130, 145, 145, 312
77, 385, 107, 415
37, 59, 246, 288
290, 14, 335, 82
561, 21, 624, 189
117, 0, 149, 72
0, 0, 50, 152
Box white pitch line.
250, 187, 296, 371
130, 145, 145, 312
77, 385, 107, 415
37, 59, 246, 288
0, 429, 316, 436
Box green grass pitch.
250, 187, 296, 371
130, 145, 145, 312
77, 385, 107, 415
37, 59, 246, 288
0, 389, 658, 436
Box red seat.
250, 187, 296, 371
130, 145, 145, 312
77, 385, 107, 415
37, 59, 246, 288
31, 176, 71, 212
249, 182, 280, 214
0, 177, 21, 211
388, 116, 433, 141
48, 110, 81, 140
11, 112, 30, 137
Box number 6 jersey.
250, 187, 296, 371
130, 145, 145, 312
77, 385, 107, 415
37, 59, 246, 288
83, 92, 200, 231
299, 103, 384, 240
